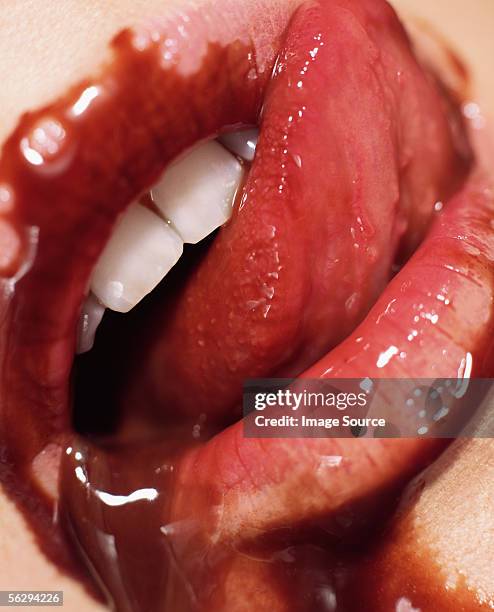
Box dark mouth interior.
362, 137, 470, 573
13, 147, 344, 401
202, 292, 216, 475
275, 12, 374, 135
73, 232, 221, 439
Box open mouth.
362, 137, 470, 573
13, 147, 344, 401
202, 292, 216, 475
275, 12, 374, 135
1, 0, 494, 610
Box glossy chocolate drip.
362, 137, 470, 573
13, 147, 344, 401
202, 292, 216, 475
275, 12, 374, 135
62, 439, 187, 612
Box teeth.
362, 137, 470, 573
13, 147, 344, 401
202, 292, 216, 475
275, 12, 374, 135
90, 202, 183, 313
219, 128, 258, 162
86, 135, 249, 323
150, 140, 244, 244
77, 293, 105, 354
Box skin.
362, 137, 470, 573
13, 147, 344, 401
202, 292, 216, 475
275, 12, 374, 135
351, 393, 494, 610
0, 0, 493, 610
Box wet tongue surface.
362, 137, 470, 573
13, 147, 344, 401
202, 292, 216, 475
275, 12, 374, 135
123, 0, 470, 426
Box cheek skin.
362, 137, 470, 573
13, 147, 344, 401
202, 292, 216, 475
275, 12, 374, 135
391, 0, 494, 114
0, 494, 107, 611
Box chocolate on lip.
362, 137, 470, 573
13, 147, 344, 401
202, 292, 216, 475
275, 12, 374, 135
0, 0, 295, 598
0, 0, 493, 610
0, 1, 289, 466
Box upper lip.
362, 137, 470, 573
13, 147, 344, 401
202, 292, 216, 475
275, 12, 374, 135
0, 0, 300, 468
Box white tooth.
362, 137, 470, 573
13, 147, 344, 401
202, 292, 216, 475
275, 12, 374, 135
90, 202, 183, 313
77, 293, 105, 354
219, 128, 258, 162
151, 140, 244, 245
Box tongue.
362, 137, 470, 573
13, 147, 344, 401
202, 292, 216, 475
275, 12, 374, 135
126, 0, 470, 425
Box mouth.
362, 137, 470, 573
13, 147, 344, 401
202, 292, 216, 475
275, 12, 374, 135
1, 0, 494, 610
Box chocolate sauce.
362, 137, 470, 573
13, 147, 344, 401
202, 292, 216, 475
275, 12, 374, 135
61, 435, 397, 612
62, 439, 188, 612
0, 1, 284, 585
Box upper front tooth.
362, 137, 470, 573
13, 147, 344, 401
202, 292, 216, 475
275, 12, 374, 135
151, 140, 244, 245
219, 128, 259, 162
90, 202, 183, 313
